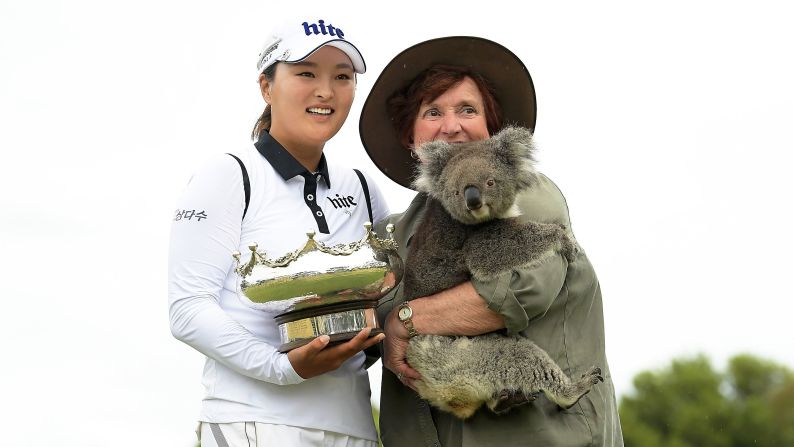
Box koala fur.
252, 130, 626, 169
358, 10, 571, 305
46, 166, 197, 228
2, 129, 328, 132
403, 126, 603, 419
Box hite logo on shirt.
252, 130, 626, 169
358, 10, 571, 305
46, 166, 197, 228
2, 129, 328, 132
327, 193, 357, 215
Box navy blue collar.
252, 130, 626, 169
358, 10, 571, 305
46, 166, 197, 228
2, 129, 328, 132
254, 132, 331, 187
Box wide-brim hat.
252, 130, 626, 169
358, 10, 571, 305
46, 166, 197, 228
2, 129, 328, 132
359, 36, 536, 189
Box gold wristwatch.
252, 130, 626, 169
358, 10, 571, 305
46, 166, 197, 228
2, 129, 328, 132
397, 302, 419, 338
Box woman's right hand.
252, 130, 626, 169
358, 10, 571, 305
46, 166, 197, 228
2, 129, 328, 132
287, 328, 385, 379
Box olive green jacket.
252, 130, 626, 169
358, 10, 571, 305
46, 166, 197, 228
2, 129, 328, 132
374, 174, 623, 447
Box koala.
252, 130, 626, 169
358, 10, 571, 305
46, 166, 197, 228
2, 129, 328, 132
402, 126, 603, 419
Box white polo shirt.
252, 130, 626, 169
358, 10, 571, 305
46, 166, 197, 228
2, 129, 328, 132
168, 132, 389, 441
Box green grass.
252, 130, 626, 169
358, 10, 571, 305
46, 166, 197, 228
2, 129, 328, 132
244, 268, 385, 303
372, 405, 383, 446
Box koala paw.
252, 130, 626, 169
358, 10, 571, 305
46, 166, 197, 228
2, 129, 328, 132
582, 366, 604, 384
490, 389, 541, 415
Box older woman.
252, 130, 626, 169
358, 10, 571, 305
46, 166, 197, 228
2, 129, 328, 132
359, 37, 623, 446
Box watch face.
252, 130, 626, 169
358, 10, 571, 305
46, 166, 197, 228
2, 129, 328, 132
398, 306, 411, 320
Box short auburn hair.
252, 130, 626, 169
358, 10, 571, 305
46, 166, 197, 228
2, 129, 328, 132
387, 64, 503, 148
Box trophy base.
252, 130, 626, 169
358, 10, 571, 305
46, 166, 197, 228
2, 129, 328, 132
275, 301, 381, 352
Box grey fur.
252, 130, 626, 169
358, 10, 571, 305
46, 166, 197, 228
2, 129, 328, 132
403, 127, 601, 419
408, 335, 604, 419
412, 126, 538, 225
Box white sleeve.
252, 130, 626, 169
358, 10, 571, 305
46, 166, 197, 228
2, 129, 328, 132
167, 154, 304, 386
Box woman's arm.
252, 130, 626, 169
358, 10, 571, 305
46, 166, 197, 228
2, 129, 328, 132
168, 155, 382, 383
383, 255, 568, 387
394, 282, 504, 336
168, 154, 305, 384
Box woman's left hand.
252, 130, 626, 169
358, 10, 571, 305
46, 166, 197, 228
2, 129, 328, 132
383, 308, 422, 391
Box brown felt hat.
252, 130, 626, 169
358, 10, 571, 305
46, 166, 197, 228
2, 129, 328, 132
359, 36, 537, 189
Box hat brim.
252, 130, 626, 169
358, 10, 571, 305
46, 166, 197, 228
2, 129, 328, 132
269, 39, 367, 74
359, 36, 536, 189
257, 39, 367, 74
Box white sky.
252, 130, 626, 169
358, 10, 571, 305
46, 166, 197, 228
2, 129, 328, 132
2, 1, 793, 445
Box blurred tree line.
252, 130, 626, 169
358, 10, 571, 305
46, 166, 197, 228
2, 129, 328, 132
620, 353, 794, 447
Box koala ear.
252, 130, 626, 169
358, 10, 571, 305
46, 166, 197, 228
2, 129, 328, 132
493, 126, 531, 144
418, 139, 455, 165
492, 126, 535, 160
411, 140, 453, 193
491, 126, 538, 188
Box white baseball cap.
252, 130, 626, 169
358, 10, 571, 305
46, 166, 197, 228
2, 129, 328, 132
256, 18, 366, 75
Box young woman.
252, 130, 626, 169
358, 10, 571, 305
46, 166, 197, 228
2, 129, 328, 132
360, 37, 623, 446
169, 19, 388, 447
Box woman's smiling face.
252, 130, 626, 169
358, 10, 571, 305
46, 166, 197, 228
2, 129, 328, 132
262, 46, 356, 151
412, 76, 490, 149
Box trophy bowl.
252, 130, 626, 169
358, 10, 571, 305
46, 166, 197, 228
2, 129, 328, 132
233, 223, 403, 352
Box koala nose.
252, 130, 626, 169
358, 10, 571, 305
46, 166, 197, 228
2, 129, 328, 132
464, 185, 482, 210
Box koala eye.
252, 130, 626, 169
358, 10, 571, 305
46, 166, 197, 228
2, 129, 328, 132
486, 179, 495, 187
455, 190, 460, 196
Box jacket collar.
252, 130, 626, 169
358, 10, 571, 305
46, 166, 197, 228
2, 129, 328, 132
393, 193, 432, 249
254, 132, 331, 187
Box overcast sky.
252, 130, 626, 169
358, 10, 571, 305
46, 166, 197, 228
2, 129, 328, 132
2, 1, 793, 445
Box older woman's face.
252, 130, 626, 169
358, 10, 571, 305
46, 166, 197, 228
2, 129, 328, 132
412, 77, 490, 148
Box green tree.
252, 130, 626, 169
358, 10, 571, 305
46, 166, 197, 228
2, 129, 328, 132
620, 354, 794, 447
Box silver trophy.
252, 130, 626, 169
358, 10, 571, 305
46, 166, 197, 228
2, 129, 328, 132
233, 223, 403, 352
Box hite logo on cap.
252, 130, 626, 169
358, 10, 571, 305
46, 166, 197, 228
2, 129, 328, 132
301, 19, 345, 39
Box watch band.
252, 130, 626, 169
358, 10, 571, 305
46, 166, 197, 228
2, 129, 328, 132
398, 302, 419, 338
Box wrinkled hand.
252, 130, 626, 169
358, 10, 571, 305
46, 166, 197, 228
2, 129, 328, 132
287, 328, 385, 380
383, 308, 422, 391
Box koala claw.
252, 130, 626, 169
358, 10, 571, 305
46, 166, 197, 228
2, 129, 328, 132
580, 366, 604, 385
582, 366, 601, 377
491, 389, 540, 415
